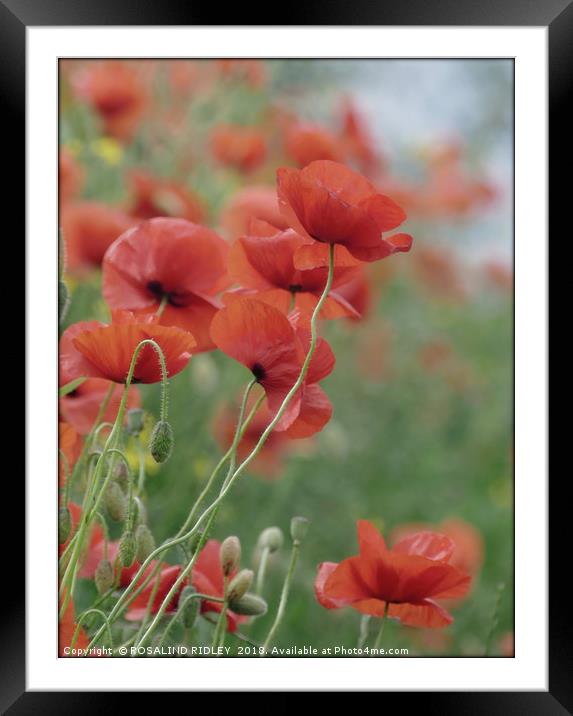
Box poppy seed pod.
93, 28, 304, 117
59, 506, 72, 544
135, 523, 156, 562
220, 536, 241, 576
257, 526, 284, 553
227, 569, 254, 603
149, 420, 174, 463
95, 559, 114, 595
229, 593, 267, 617
179, 585, 200, 629
104, 480, 127, 522
127, 407, 145, 436
119, 530, 137, 568
290, 516, 310, 544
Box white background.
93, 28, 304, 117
27, 26, 547, 691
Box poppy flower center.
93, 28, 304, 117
251, 362, 266, 382
146, 280, 188, 308
289, 284, 304, 293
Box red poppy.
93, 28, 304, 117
102, 218, 229, 352
220, 186, 289, 240
59, 310, 195, 385
277, 160, 412, 268
124, 540, 246, 632
60, 378, 141, 435
211, 298, 334, 438
215, 60, 266, 89
211, 124, 267, 174
285, 123, 344, 167
61, 201, 136, 272
315, 520, 471, 628
127, 171, 205, 224
227, 219, 361, 319
59, 423, 82, 488
212, 392, 290, 478
339, 98, 382, 176
59, 149, 84, 205
71, 61, 147, 140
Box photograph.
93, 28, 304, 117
57, 57, 515, 661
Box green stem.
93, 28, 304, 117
372, 602, 390, 653
256, 547, 270, 596
261, 539, 301, 655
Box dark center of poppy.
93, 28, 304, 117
147, 280, 164, 299
147, 280, 188, 308
289, 284, 304, 293
251, 362, 266, 382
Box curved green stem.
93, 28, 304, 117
261, 539, 301, 655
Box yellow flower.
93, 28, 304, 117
91, 137, 123, 166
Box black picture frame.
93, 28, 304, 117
12, 1, 563, 710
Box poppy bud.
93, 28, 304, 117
105, 480, 127, 522
59, 279, 70, 325
227, 569, 254, 603
127, 408, 145, 436
220, 536, 241, 576
149, 420, 174, 463
179, 585, 200, 629
95, 559, 114, 595
59, 506, 72, 544
257, 526, 284, 553
290, 516, 309, 544
119, 530, 137, 568
113, 461, 130, 493
229, 593, 267, 617
135, 523, 155, 562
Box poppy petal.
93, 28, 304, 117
314, 562, 344, 609
388, 599, 453, 629
357, 520, 388, 558
285, 384, 332, 438
393, 531, 456, 563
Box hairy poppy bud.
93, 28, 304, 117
95, 559, 114, 595
135, 523, 155, 562
127, 408, 145, 436
220, 536, 241, 576
227, 569, 254, 603
290, 516, 309, 544
257, 526, 284, 553
113, 461, 130, 493
119, 531, 137, 568
229, 593, 267, 617
149, 420, 174, 463
179, 585, 200, 629
59, 506, 72, 544
105, 481, 127, 522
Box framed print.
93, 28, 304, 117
12, 0, 564, 708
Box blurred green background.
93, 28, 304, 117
61, 59, 513, 656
